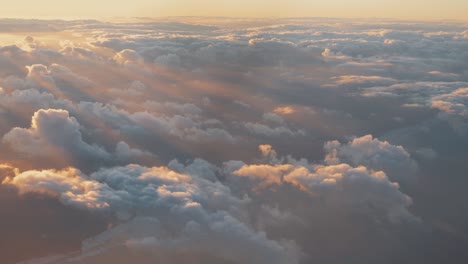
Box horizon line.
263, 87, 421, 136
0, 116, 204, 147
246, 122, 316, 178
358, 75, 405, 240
0, 15, 467, 23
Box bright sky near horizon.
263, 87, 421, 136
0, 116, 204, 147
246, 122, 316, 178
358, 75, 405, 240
0, 0, 467, 20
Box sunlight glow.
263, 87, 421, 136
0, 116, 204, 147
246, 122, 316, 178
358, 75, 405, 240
0, 0, 467, 20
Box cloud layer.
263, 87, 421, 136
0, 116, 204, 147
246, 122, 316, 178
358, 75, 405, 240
0, 17, 467, 264
5, 142, 416, 264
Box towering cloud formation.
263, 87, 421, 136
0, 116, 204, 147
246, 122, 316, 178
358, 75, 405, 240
3, 109, 110, 164
2, 109, 154, 170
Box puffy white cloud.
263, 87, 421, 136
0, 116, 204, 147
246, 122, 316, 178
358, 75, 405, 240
324, 135, 418, 182
3, 109, 110, 164
1, 109, 154, 169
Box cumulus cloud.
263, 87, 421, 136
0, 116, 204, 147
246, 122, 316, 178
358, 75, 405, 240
2, 109, 153, 170
25, 64, 59, 94
3, 159, 299, 263
3, 109, 110, 165
3, 167, 111, 210
324, 135, 419, 182
3, 141, 420, 263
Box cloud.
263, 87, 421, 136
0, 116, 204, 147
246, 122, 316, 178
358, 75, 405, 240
2, 109, 152, 170
243, 122, 305, 137
231, 144, 416, 224
3, 109, 110, 166
0, 88, 72, 115
258, 144, 281, 164
3, 140, 421, 263
113, 49, 144, 65
130, 111, 236, 143
431, 87, 468, 118
0, 17, 467, 264
3, 160, 299, 264
74, 101, 235, 145
262, 112, 285, 124
25, 64, 58, 94
327, 75, 399, 88
324, 135, 419, 182
154, 53, 181, 68
142, 100, 202, 116
430, 87, 468, 134
273, 106, 296, 115
0, 163, 18, 181
59, 42, 99, 61
2, 167, 111, 210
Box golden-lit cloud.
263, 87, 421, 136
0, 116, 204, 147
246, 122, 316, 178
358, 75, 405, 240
274, 106, 296, 115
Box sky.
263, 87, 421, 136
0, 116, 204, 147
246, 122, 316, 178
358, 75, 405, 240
1, 0, 468, 19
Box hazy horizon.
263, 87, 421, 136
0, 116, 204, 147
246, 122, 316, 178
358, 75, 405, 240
1, 1, 468, 20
